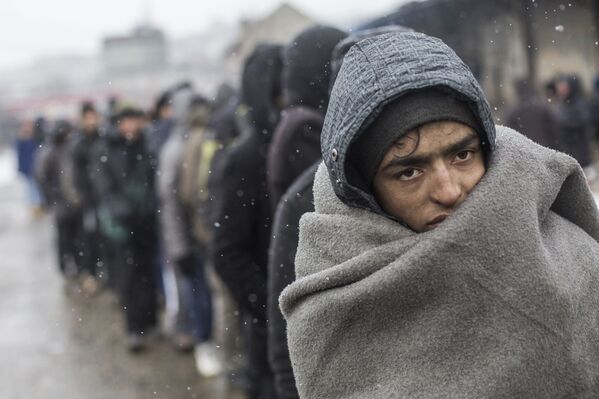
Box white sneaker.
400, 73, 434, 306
194, 342, 224, 378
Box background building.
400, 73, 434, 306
103, 25, 168, 76
362, 0, 599, 110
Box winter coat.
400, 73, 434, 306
178, 130, 223, 246
16, 138, 38, 177
34, 140, 75, 219
211, 44, 283, 314
267, 107, 324, 210
267, 27, 345, 211
64, 130, 100, 208
208, 91, 242, 146
157, 132, 192, 261
91, 131, 157, 243
267, 163, 317, 399
146, 118, 175, 166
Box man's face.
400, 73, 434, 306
159, 105, 172, 120
81, 111, 99, 134
117, 116, 143, 141
372, 121, 485, 232
555, 80, 570, 99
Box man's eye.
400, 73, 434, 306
397, 168, 422, 181
455, 150, 473, 162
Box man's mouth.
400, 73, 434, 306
427, 214, 449, 226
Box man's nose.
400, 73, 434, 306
430, 167, 462, 208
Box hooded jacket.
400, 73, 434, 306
156, 88, 196, 262
268, 162, 318, 399
554, 76, 592, 168
211, 44, 283, 312
35, 121, 76, 219
267, 26, 347, 211
321, 31, 496, 214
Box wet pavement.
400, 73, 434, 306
0, 149, 236, 399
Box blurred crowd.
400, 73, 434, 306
506, 73, 599, 182
11, 23, 599, 399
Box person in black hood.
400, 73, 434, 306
147, 81, 193, 162
35, 120, 82, 277
506, 79, 560, 151
267, 25, 347, 211
207, 82, 242, 157
64, 102, 104, 290
91, 105, 158, 352
266, 26, 407, 399
553, 74, 592, 168
211, 43, 283, 399
147, 91, 175, 159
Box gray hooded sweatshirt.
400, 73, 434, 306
280, 32, 599, 398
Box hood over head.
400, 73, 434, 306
187, 95, 212, 129
241, 43, 284, 137
49, 119, 73, 144
283, 25, 347, 111
329, 25, 413, 91
212, 83, 237, 110
321, 31, 496, 214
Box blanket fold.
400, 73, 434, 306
280, 126, 599, 398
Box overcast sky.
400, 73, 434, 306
0, 0, 406, 71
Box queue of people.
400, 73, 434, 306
506, 73, 599, 180
21, 25, 599, 399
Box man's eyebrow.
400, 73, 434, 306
442, 132, 480, 157
382, 132, 480, 171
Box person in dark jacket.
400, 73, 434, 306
553, 74, 592, 168
267, 26, 347, 210
506, 78, 560, 151
16, 118, 44, 216
266, 26, 406, 399
158, 90, 223, 376
208, 83, 241, 145
65, 102, 104, 290
91, 106, 158, 352
267, 163, 317, 399
35, 120, 82, 276
147, 81, 194, 160
147, 91, 175, 160
211, 44, 283, 399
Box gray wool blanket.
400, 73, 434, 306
280, 126, 599, 398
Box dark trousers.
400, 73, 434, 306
243, 311, 275, 399
80, 208, 102, 278
55, 212, 83, 276
178, 254, 214, 342
116, 224, 158, 334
